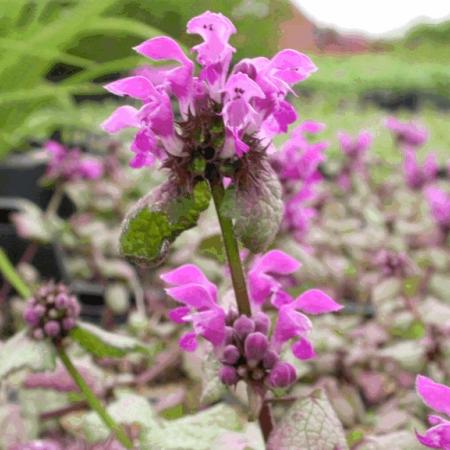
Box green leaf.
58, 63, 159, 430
120, 180, 211, 266
0, 331, 56, 380
222, 159, 283, 253
140, 404, 242, 450
69, 321, 154, 358
267, 389, 348, 450
82, 391, 159, 443
198, 234, 226, 263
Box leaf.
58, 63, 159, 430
120, 180, 211, 266
140, 404, 242, 450
267, 389, 349, 450
354, 431, 424, 450
82, 392, 159, 443
198, 234, 226, 263
69, 321, 153, 358
200, 353, 226, 405
222, 158, 282, 253
0, 331, 56, 380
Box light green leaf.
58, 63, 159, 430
0, 331, 56, 380
120, 180, 211, 266
140, 404, 242, 450
70, 321, 154, 358
267, 389, 348, 450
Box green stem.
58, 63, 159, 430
56, 345, 133, 449
210, 180, 251, 316
0, 247, 31, 298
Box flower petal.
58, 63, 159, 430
192, 308, 226, 347
292, 337, 316, 360
166, 284, 215, 309
294, 289, 343, 315
273, 306, 312, 345
252, 250, 301, 275
168, 306, 190, 324
100, 106, 139, 134
134, 36, 192, 66
161, 264, 210, 286
179, 332, 198, 352
415, 422, 450, 449
416, 375, 450, 416
104, 76, 157, 100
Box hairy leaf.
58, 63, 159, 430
267, 389, 348, 450
120, 180, 211, 266
70, 321, 154, 358
0, 331, 56, 380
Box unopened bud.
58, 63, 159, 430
222, 345, 240, 365
244, 332, 269, 361
219, 365, 239, 385
254, 312, 271, 335
268, 362, 297, 389
233, 315, 255, 340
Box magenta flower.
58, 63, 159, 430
338, 130, 372, 160
385, 116, 428, 148
161, 264, 226, 351
425, 186, 450, 232
415, 375, 450, 449
45, 141, 103, 182
101, 11, 317, 167
403, 148, 438, 190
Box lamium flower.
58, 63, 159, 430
425, 186, 450, 234
271, 121, 327, 242
45, 141, 103, 182
338, 130, 372, 161
162, 250, 342, 392
24, 281, 80, 341
385, 116, 428, 149
415, 375, 450, 449
403, 148, 438, 190
101, 11, 317, 169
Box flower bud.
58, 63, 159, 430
222, 345, 241, 365
244, 332, 269, 362
224, 326, 235, 345
268, 362, 297, 389
62, 317, 76, 331
262, 350, 279, 370
55, 294, 68, 309
219, 365, 239, 385
254, 312, 271, 335
24, 307, 40, 327
233, 315, 255, 340
44, 321, 61, 338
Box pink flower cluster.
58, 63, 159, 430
162, 250, 342, 390
425, 186, 450, 233
271, 121, 327, 242
24, 282, 80, 340
403, 148, 438, 190
385, 116, 428, 149
101, 11, 317, 168
415, 375, 450, 449
45, 141, 103, 182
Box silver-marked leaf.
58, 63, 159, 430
120, 179, 211, 266
267, 389, 348, 450
83, 392, 159, 443
70, 321, 155, 358
140, 403, 242, 450
0, 331, 56, 380
200, 353, 226, 405
223, 159, 282, 253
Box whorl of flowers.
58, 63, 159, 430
101, 11, 317, 174
45, 141, 103, 183
385, 116, 428, 149
425, 186, 450, 234
270, 121, 327, 241
415, 375, 450, 449
403, 148, 438, 190
161, 250, 343, 391
23, 282, 80, 341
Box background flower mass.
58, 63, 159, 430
0, 1, 449, 449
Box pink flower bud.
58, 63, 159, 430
62, 317, 76, 331
233, 315, 255, 340
44, 321, 61, 338
55, 294, 68, 309
24, 307, 40, 327
219, 365, 239, 385
244, 332, 269, 362
262, 350, 279, 370
254, 312, 271, 335
222, 345, 240, 365
268, 362, 297, 388
224, 326, 235, 344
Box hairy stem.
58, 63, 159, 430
56, 345, 133, 449
210, 180, 251, 316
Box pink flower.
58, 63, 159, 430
415, 375, 450, 449
272, 289, 343, 360
338, 130, 372, 160
385, 116, 428, 148
425, 186, 450, 231
161, 264, 226, 351
101, 11, 317, 165
403, 148, 438, 189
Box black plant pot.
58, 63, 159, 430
0, 152, 74, 218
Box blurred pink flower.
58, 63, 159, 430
385, 116, 428, 148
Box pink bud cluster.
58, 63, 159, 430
219, 310, 296, 389
45, 140, 103, 183
23, 282, 80, 340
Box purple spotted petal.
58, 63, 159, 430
168, 306, 190, 324
179, 332, 198, 352
292, 337, 316, 360
294, 289, 343, 315
415, 422, 450, 449
416, 375, 450, 416
101, 106, 139, 134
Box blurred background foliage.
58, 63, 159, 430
0, 0, 448, 159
